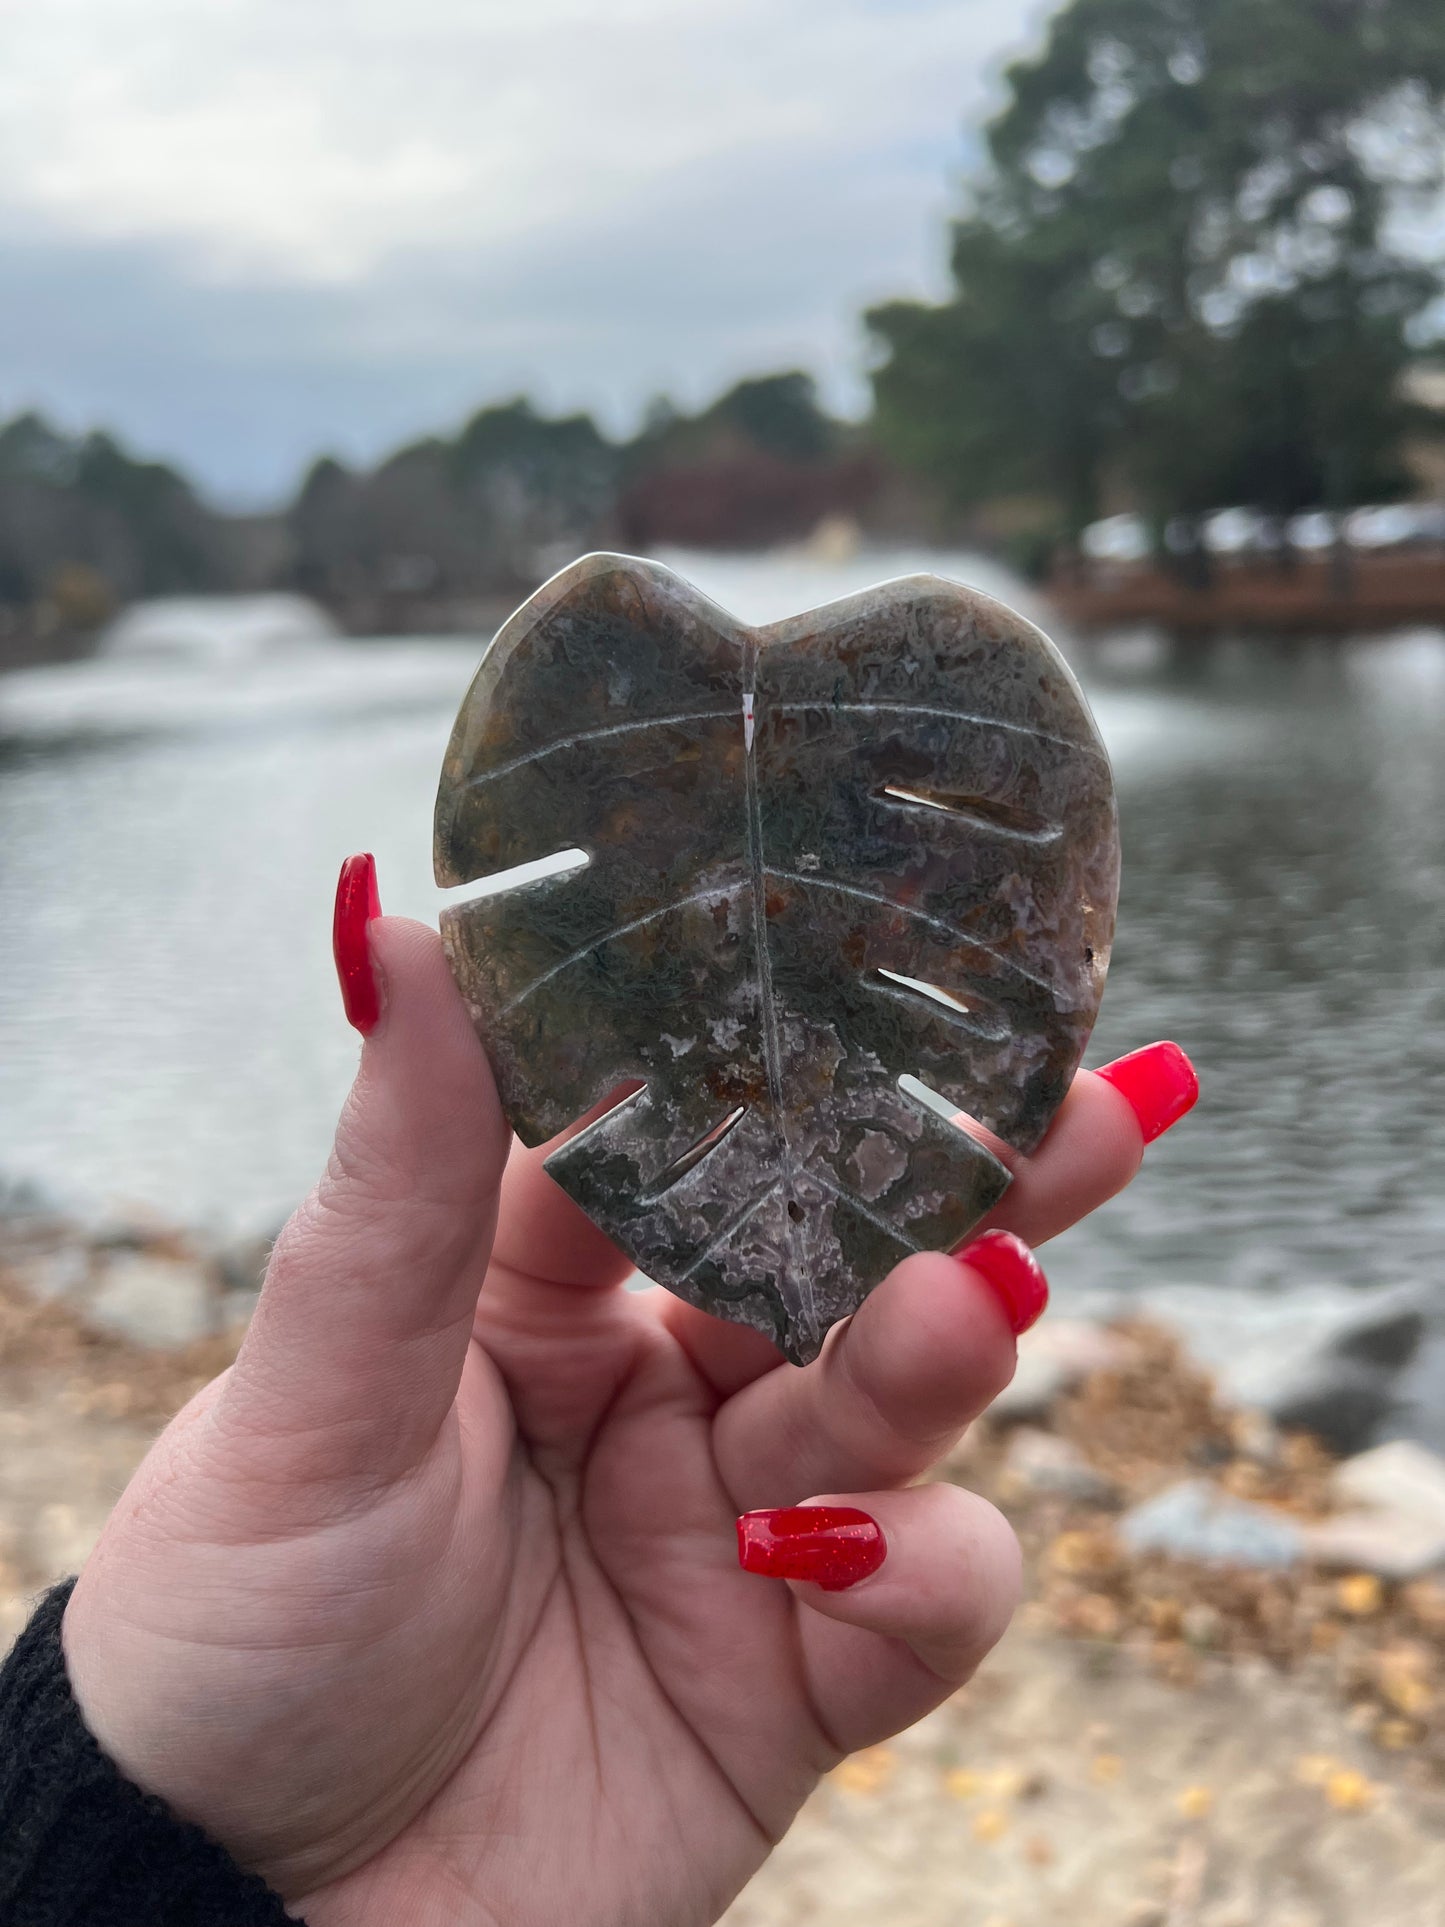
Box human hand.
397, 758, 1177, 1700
62, 858, 1195, 1926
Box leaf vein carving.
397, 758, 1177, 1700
498, 883, 743, 1016
462, 706, 738, 787
764, 869, 1054, 997
809, 1166, 925, 1255
773, 699, 1105, 760
677, 1181, 780, 1281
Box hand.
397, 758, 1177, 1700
62, 870, 1192, 1927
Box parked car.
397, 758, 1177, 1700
1344, 503, 1445, 550
1080, 513, 1151, 563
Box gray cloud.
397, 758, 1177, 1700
0, 0, 1040, 501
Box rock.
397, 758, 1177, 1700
1000, 1427, 1118, 1504
87, 1251, 218, 1349
1332, 1441, 1445, 1529
215, 1226, 280, 1296
992, 1320, 1133, 1422
1301, 1511, 1445, 1582
6, 1243, 94, 1304
1226, 1408, 1282, 1465
1138, 1281, 1428, 1455
1332, 1303, 1428, 1372
1299, 1442, 1445, 1579
435, 553, 1119, 1366
1392, 1324, 1445, 1459
1118, 1479, 1304, 1569
1273, 1377, 1397, 1457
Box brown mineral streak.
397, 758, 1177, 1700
435, 552, 1119, 1364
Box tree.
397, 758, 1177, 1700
868, 0, 1445, 551
869, 219, 1124, 537
617, 372, 873, 548
0, 412, 229, 614
702, 372, 839, 462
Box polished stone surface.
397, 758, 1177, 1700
435, 553, 1118, 1363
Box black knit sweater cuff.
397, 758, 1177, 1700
0, 1579, 298, 1925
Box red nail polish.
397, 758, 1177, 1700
333, 853, 382, 1035
1095, 1040, 1199, 1145
955, 1228, 1048, 1335
736, 1506, 886, 1591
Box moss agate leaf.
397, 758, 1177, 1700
435, 553, 1118, 1364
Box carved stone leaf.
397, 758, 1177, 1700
435, 553, 1118, 1364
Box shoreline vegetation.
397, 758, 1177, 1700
2, 1202, 1444, 1920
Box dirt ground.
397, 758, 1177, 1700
3, 1278, 1444, 1927
723, 1631, 1445, 1927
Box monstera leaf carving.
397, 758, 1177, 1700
435, 553, 1118, 1364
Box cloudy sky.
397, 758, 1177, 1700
0, 0, 1049, 502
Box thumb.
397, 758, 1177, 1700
223, 855, 511, 1479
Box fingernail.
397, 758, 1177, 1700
333, 853, 382, 1035
955, 1228, 1048, 1335
1095, 1040, 1199, 1144
736, 1506, 886, 1591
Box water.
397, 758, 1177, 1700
2, 553, 1443, 1344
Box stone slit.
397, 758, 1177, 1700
877, 783, 1062, 845
643, 1105, 748, 1199
870, 967, 1011, 1043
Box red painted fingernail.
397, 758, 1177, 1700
333, 853, 382, 1035
736, 1506, 886, 1591
1095, 1040, 1199, 1145
955, 1228, 1048, 1335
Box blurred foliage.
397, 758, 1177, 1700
868, 0, 1445, 549
618, 373, 877, 550
0, 376, 873, 662
282, 373, 873, 608
0, 414, 232, 629
288, 398, 620, 603
629, 372, 842, 467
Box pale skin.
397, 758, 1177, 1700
63, 916, 1148, 1927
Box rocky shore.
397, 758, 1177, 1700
2, 1202, 1444, 1924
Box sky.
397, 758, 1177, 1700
0, 0, 1048, 504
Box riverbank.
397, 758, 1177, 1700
1047, 550, 1445, 635
3, 1209, 1444, 1924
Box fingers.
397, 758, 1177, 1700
741, 1484, 1022, 1753
963, 1069, 1140, 1246
973, 1045, 1198, 1248
225, 907, 511, 1479
653, 1295, 791, 1398
711, 1241, 1029, 1513
657, 1044, 1196, 1405
489, 1086, 640, 1290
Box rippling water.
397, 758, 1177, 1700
2, 551, 1442, 1345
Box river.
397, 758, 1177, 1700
2, 548, 1443, 1419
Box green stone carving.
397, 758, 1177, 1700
435, 553, 1118, 1364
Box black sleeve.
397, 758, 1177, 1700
0, 1580, 300, 1925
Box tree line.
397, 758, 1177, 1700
0, 375, 884, 665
